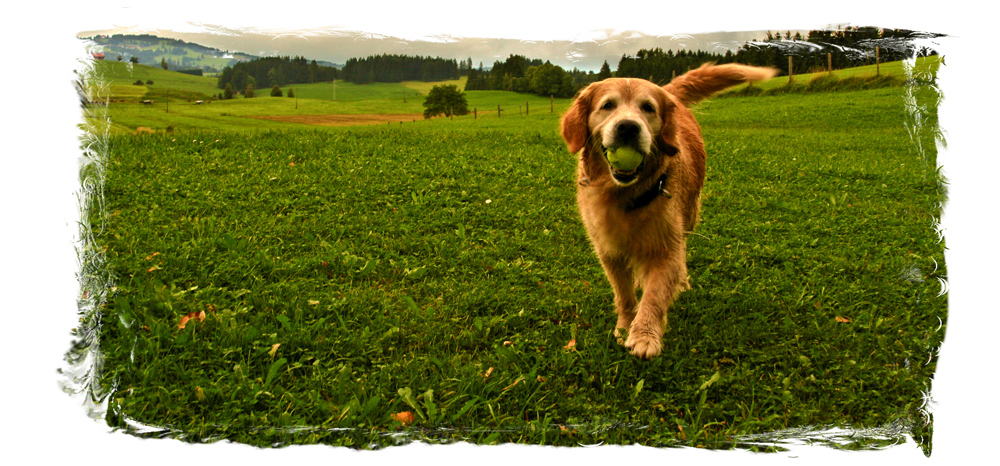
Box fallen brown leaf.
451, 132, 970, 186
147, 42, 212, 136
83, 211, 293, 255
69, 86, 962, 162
563, 339, 576, 351
269, 343, 281, 357
391, 411, 415, 425
835, 316, 851, 323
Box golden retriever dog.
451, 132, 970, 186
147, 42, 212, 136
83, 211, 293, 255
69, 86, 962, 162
560, 64, 776, 359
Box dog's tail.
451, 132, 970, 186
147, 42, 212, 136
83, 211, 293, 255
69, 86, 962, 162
663, 63, 777, 107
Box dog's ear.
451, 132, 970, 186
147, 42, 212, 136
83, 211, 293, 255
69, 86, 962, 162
658, 124, 680, 157
657, 94, 681, 157
560, 86, 592, 154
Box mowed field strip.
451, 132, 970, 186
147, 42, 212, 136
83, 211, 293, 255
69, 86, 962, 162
248, 113, 426, 126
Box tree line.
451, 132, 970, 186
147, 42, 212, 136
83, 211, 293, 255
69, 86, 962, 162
464, 54, 597, 98
340, 54, 460, 84
217, 56, 338, 92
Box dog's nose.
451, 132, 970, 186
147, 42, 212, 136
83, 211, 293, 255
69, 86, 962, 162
615, 121, 641, 142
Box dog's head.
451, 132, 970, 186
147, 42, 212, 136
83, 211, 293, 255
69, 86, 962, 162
561, 78, 678, 186
561, 64, 777, 186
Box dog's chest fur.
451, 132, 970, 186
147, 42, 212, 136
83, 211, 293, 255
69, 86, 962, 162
575, 172, 685, 258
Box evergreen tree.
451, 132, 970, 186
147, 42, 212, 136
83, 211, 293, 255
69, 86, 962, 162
597, 61, 613, 80
160, 58, 169, 70
245, 84, 255, 98
223, 83, 234, 100
270, 85, 283, 97
287, 88, 295, 98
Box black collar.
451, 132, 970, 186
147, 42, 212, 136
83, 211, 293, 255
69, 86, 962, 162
624, 173, 671, 212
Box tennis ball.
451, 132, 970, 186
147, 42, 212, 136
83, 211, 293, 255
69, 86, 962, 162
605, 146, 643, 172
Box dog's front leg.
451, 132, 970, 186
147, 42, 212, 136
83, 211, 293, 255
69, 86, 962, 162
597, 253, 637, 342
625, 253, 686, 359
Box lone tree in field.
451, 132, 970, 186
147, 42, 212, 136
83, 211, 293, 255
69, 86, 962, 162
160, 58, 169, 70
224, 83, 234, 100
130, 57, 139, 64
422, 84, 469, 119
245, 84, 256, 98
271, 85, 283, 97
287, 87, 295, 98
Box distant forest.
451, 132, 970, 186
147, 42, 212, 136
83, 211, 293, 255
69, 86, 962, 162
340, 55, 461, 84
216, 56, 339, 91
464, 55, 593, 98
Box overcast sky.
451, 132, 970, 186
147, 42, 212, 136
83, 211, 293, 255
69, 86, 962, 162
3, 2, 997, 466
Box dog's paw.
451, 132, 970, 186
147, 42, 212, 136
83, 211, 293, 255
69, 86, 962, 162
624, 331, 663, 359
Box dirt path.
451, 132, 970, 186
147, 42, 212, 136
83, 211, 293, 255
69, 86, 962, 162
248, 114, 425, 127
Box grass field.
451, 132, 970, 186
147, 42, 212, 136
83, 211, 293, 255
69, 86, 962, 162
74, 57, 945, 453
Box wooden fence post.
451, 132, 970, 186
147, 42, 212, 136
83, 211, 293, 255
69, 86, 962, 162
876, 46, 880, 76
550, 95, 554, 113
498, 104, 501, 118
828, 53, 832, 74
474, 108, 477, 120
526, 101, 529, 116
788, 56, 794, 83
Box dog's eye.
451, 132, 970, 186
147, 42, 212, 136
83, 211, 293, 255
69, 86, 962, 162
601, 101, 617, 111
641, 102, 656, 113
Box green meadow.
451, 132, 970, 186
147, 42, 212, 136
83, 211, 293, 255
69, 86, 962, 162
75, 57, 945, 453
